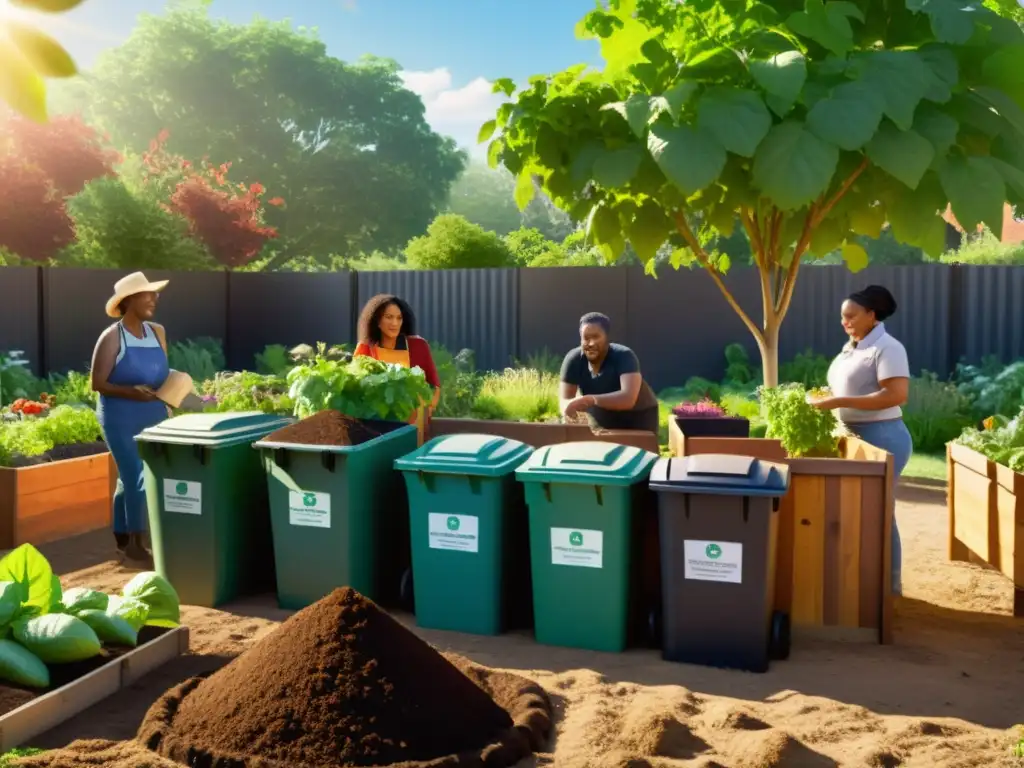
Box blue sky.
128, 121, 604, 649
25, 0, 605, 153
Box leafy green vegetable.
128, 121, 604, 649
122, 572, 180, 627
760, 384, 839, 458
956, 406, 1024, 472
105, 595, 150, 631
287, 349, 433, 422
0, 638, 48, 688
14, 614, 101, 663
0, 544, 54, 612
0, 406, 102, 466
76, 609, 137, 647
60, 587, 108, 615
0, 582, 22, 627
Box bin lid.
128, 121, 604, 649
515, 441, 657, 486
135, 412, 293, 448
393, 433, 533, 477
648, 454, 790, 497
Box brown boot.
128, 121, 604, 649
124, 533, 153, 567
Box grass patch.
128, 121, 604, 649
1, 748, 45, 766
903, 452, 947, 484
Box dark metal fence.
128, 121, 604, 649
0, 264, 1019, 389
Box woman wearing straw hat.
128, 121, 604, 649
90, 272, 171, 564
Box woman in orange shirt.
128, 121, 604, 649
353, 295, 441, 416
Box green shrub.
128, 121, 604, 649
723, 343, 756, 386
255, 344, 292, 375
431, 345, 482, 418
0, 351, 42, 406
516, 348, 563, 376
405, 214, 515, 270
903, 372, 975, 453
954, 357, 1024, 418
167, 338, 224, 382
779, 349, 831, 389
940, 229, 1024, 265
470, 368, 559, 422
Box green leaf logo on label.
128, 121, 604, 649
569, 531, 584, 547
303, 493, 317, 507
706, 543, 723, 559
175, 482, 187, 496
447, 516, 460, 531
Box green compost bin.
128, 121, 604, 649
394, 434, 534, 636
136, 412, 293, 608
516, 441, 658, 653
254, 419, 418, 611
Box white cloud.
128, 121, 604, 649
399, 67, 506, 155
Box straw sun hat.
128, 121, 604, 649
105, 272, 169, 319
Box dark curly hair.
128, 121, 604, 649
357, 294, 417, 344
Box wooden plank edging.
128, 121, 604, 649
0, 625, 189, 751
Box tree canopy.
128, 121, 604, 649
484, 0, 1024, 385
405, 214, 516, 270
68, 7, 467, 269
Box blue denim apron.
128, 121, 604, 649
97, 323, 169, 534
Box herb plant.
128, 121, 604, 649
202, 372, 293, 415
760, 383, 839, 457
673, 399, 726, 418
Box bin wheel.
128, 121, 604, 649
769, 611, 791, 661
648, 606, 662, 648
400, 568, 415, 613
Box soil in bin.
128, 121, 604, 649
139, 587, 545, 767
263, 410, 382, 447
7, 441, 108, 468
0, 626, 167, 717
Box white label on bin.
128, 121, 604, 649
428, 513, 479, 553
551, 527, 603, 568
289, 491, 331, 528
684, 540, 742, 584
163, 480, 201, 515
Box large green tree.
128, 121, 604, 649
68, 6, 466, 269
484, 0, 1024, 386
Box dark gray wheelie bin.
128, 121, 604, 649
649, 453, 791, 673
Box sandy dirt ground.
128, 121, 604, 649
23, 482, 1024, 768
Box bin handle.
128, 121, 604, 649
772, 496, 781, 514
417, 470, 435, 492
192, 444, 206, 467
742, 496, 749, 524
543, 483, 552, 503
273, 448, 289, 469
321, 452, 336, 473
469, 477, 482, 495
594, 486, 603, 506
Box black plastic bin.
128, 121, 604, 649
649, 453, 791, 673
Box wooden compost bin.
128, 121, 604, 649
947, 443, 1024, 617
0, 453, 114, 549
667, 420, 895, 644
0, 625, 190, 751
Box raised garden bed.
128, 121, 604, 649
667, 420, 895, 644
947, 443, 1023, 617
0, 624, 189, 751
0, 451, 114, 549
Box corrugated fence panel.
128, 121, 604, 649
43, 268, 228, 375
0, 267, 42, 374
357, 269, 518, 371
784, 265, 952, 376
625, 266, 763, 392
959, 266, 1024, 364
227, 271, 353, 370
517, 267, 629, 366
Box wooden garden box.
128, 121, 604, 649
0, 453, 114, 549
667, 419, 895, 644
947, 442, 1024, 617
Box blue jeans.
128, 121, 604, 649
844, 419, 913, 596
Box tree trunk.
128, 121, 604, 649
759, 321, 781, 389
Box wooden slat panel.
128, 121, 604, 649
947, 444, 970, 562
680, 437, 787, 461
774, 491, 796, 615
880, 451, 895, 645
791, 475, 826, 626
950, 442, 991, 476
8, 454, 110, 496
859, 478, 884, 629
952, 465, 994, 560
839, 476, 863, 628
16, 481, 110, 545
823, 477, 841, 626
995, 485, 1022, 583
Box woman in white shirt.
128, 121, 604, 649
810, 285, 913, 595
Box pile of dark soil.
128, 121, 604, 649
8, 441, 108, 468
0, 627, 167, 717
263, 411, 382, 447
137, 587, 551, 768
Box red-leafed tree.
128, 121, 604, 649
0, 155, 76, 262
0, 114, 120, 196
142, 131, 283, 267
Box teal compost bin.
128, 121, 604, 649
394, 433, 534, 635
516, 441, 658, 652
254, 419, 418, 611
136, 412, 292, 608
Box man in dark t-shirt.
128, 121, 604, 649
559, 312, 660, 434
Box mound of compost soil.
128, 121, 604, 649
263, 410, 381, 447
138, 587, 550, 768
